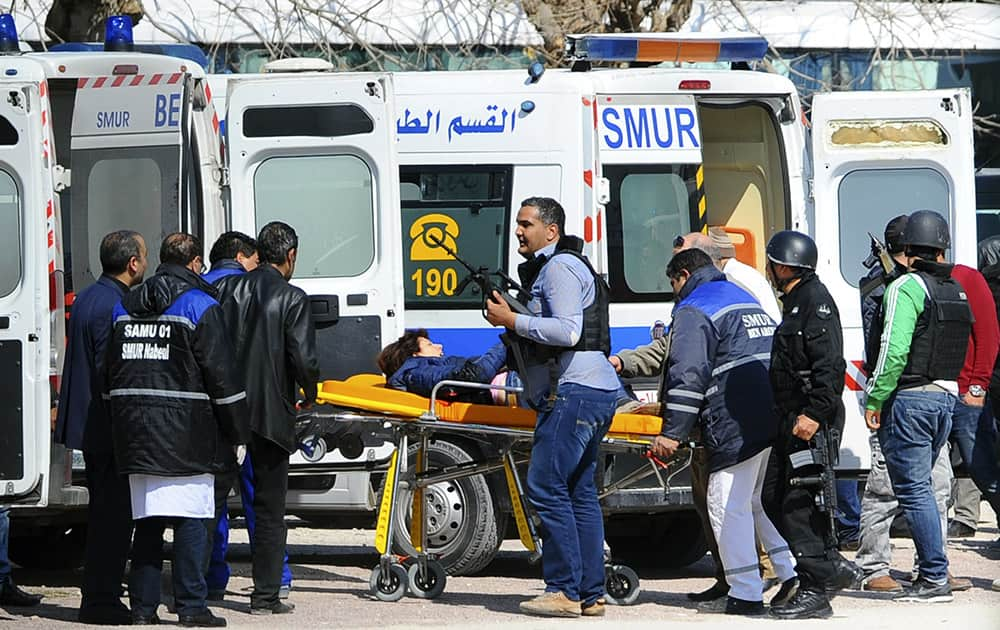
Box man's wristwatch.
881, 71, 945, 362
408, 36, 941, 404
968, 385, 986, 397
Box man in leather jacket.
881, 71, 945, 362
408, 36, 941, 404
221, 221, 319, 615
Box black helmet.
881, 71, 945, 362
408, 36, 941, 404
884, 215, 909, 254
903, 210, 950, 250
766, 230, 817, 270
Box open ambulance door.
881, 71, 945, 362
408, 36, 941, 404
68, 71, 194, 295
0, 79, 48, 502
594, 92, 704, 355
226, 75, 403, 380
810, 89, 976, 471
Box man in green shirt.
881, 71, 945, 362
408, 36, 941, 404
864, 210, 972, 603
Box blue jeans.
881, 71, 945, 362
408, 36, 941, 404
130, 517, 211, 618
0, 508, 10, 585
950, 397, 1000, 515
835, 480, 861, 542
526, 383, 616, 604
878, 390, 954, 584
207, 454, 292, 592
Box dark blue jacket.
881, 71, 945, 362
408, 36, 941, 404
389, 341, 507, 398
106, 265, 250, 475
661, 265, 779, 472
54, 275, 127, 453
203, 259, 245, 285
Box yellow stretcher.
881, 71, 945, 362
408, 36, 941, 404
306, 375, 694, 604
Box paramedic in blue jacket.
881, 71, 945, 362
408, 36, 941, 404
202, 232, 293, 601
377, 329, 507, 401
55, 230, 147, 625
486, 197, 619, 618
651, 248, 796, 615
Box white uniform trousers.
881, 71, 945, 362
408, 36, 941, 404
707, 446, 797, 601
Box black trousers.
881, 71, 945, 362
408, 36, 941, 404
762, 429, 843, 591
81, 450, 134, 613
247, 434, 290, 609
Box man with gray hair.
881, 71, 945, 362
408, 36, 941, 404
676, 229, 782, 323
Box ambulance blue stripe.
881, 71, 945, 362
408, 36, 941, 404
420, 326, 654, 357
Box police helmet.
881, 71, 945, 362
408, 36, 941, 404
766, 230, 817, 270
903, 210, 950, 250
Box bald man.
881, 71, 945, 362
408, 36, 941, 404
675, 231, 782, 323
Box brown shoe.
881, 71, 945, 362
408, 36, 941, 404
864, 575, 903, 592
581, 599, 606, 617
948, 573, 972, 592
520, 592, 582, 618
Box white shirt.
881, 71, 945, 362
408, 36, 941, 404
723, 258, 783, 324
129, 473, 214, 520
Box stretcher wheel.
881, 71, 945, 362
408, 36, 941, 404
369, 563, 408, 602
407, 560, 447, 599
604, 564, 640, 606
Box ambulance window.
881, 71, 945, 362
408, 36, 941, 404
0, 170, 20, 297
399, 166, 512, 309
69, 147, 181, 292
243, 105, 374, 138
87, 159, 163, 277
605, 164, 699, 301
0, 116, 16, 145
254, 155, 374, 278
838, 168, 949, 286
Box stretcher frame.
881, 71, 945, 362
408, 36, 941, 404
301, 378, 696, 603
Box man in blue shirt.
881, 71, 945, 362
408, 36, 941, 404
486, 197, 619, 618
54, 230, 147, 625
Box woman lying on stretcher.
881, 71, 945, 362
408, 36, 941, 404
376, 329, 513, 404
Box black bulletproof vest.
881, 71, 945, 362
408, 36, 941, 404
517, 244, 611, 357
901, 269, 973, 385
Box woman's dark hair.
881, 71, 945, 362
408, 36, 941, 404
376, 329, 429, 378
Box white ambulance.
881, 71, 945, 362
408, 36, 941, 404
0, 17, 226, 566
211, 32, 976, 572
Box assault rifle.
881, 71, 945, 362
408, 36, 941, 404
426, 234, 532, 317
860, 232, 903, 298
789, 427, 841, 546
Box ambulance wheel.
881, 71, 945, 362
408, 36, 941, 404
407, 561, 447, 599
604, 564, 640, 606
389, 439, 500, 576
369, 563, 408, 602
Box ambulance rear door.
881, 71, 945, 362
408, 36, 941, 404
595, 92, 704, 393
226, 74, 402, 379
69, 71, 193, 294
810, 89, 976, 471
0, 77, 48, 500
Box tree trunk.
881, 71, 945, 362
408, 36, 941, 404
44, 0, 143, 44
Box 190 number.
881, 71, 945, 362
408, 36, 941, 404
410, 267, 458, 296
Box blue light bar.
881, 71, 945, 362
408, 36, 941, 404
104, 15, 134, 52
566, 33, 769, 64
0, 14, 19, 54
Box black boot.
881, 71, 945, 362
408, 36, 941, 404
686, 582, 728, 602
178, 609, 227, 627
769, 589, 833, 620
724, 596, 766, 616
825, 558, 863, 592
0, 580, 42, 607
769, 577, 799, 609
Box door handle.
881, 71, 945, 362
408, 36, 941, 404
309, 295, 340, 325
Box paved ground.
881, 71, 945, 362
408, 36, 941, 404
3, 509, 999, 629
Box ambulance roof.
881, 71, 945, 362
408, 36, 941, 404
23, 51, 207, 79
393, 66, 796, 96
